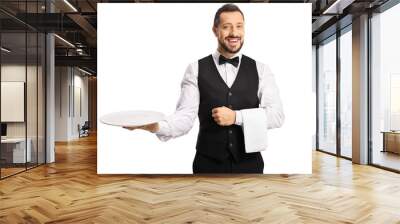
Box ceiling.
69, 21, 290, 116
0, 0, 393, 75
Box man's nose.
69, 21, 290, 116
230, 27, 239, 36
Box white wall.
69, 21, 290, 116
71, 72, 89, 138
55, 67, 89, 141
98, 3, 312, 174
55, 66, 69, 141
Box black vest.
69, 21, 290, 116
196, 54, 260, 162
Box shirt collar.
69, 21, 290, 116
212, 49, 242, 66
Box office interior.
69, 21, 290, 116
0, 0, 97, 179
0, 0, 400, 223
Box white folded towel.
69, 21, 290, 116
241, 108, 268, 153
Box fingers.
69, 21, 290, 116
123, 124, 159, 133
215, 119, 228, 126
212, 107, 222, 125
213, 116, 227, 126
212, 112, 220, 120
212, 106, 233, 126
212, 107, 222, 117
212, 108, 218, 115
212, 106, 229, 114
122, 125, 143, 131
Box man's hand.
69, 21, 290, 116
123, 122, 160, 133
211, 106, 236, 126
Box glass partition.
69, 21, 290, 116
1, 31, 28, 177
38, 32, 45, 165
0, 1, 46, 179
27, 30, 38, 170
317, 35, 337, 155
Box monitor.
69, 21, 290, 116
1, 123, 7, 137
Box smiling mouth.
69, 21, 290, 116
226, 37, 240, 45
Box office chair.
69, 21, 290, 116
79, 121, 90, 138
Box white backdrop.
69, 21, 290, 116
98, 3, 312, 174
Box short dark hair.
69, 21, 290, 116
213, 4, 244, 28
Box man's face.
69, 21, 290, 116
213, 11, 245, 55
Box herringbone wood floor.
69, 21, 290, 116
1, 133, 400, 224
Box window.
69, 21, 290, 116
370, 2, 400, 171
318, 35, 337, 154
339, 28, 352, 158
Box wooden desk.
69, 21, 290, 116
1, 138, 32, 163
381, 131, 400, 154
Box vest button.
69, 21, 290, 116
229, 143, 233, 147
229, 130, 233, 134
228, 92, 232, 96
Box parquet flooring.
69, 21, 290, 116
1, 133, 400, 223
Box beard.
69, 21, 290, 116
218, 37, 244, 54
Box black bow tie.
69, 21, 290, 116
218, 55, 239, 67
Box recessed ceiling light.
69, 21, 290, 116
1, 47, 11, 53
78, 67, 93, 76
63, 0, 78, 12
322, 0, 354, 15
54, 34, 75, 48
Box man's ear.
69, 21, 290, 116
212, 26, 217, 37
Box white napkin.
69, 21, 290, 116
241, 108, 268, 153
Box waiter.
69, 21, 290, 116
124, 4, 284, 174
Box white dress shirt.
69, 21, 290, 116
155, 50, 284, 144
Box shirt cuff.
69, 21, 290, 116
155, 120, 171, 141
235, 110, 243, 126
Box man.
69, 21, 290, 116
124, 4, 284, 174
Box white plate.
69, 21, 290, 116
100, 110, 165, 127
